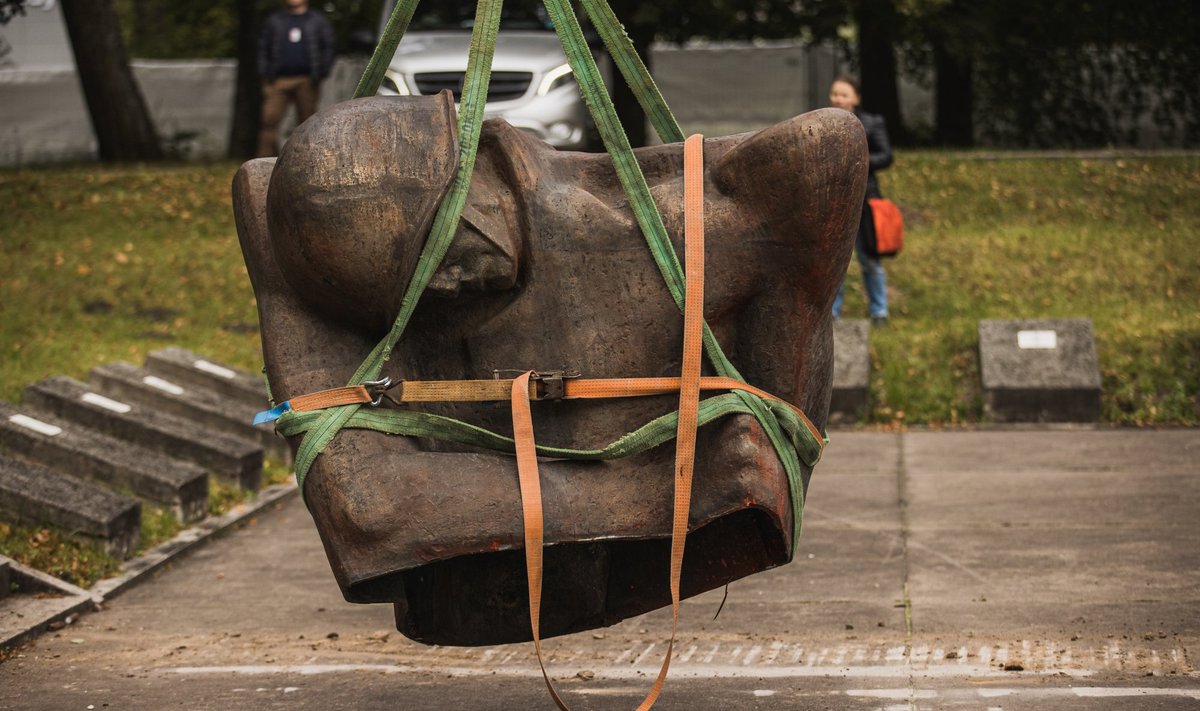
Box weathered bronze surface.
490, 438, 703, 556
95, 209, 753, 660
234, 92, 867, 646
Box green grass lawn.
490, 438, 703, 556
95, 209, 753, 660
0, 163, 280, 586
2, 154, 1198, 427
1, 163, 264, 401
849, 153, 1200, 425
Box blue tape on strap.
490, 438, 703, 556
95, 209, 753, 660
252, 401, 291, 425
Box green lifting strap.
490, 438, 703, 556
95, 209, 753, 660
277, 0, 818, 551
290, 0, 503, 483
539, 0, 807, 545
576, 0, 683, 144
279, 393, 822, 468
353, 0, 421, 98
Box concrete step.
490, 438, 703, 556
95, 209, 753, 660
831, 319, 870, 421
23, 377, 262, 491
0, 403, 208, 523
0, 455, 141, 559
144, 348, 270, 412
0, 553, 100, 650
979, 319, 1102, 422
89, 361, 288, 461
0, 558, 9, 600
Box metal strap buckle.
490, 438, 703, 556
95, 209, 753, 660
362, 377, 394, 406
529, 369, 581, 401
491, 369, 581, 400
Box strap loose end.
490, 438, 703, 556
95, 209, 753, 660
253, 401, 291, 425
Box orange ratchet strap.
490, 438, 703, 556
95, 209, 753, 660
509, 134, 707, 710
269, 375, 820, 447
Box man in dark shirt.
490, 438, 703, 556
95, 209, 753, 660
256, 0, 335, 157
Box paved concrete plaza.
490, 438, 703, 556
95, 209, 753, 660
1, 429, 1197, 709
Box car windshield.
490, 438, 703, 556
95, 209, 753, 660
408, 0, 554, 31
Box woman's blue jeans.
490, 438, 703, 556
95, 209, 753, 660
832, 237, 888, 319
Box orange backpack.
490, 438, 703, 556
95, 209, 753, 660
867, 197, 905, 257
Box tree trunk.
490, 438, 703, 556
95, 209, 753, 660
59, 0, 163, 162
933, 40, 973, 147
854, 0, 907, 144
228, 0, 262, 160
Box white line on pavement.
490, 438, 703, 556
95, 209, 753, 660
163, 663, 1096, 680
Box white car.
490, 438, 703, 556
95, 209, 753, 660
376, 3, 591, 150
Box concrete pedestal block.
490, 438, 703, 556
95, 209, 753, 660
0, 553, 100, 650
144, 348, 269, 412
0, 455, 141, 558
831, 319, 870, 420
0, 402, 209, 523
89, 361, 288, 461
979, 319, 1102, 422
23, 376, 262, 490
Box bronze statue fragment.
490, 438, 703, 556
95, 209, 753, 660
234, 92, 866, 645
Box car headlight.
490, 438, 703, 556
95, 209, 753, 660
547, 122, 579, 141
382, 70, 411, 96
536, 63, 575, 96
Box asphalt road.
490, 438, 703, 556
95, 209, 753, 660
2, 429, 1198, 710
